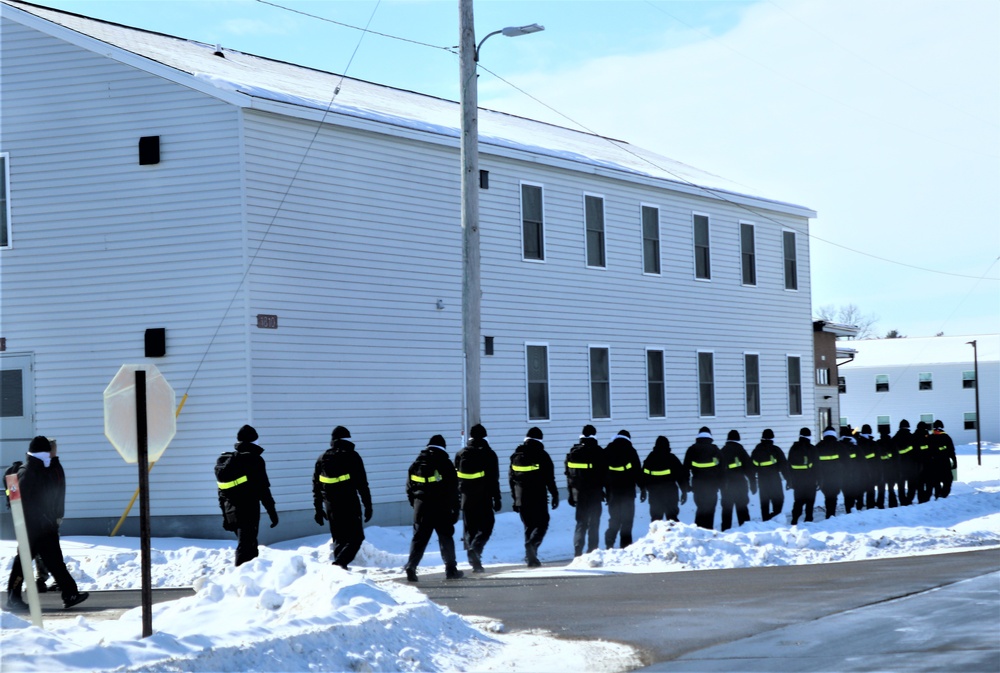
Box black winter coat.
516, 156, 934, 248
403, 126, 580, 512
509, 438, 558, 508
218, 442, 277, 523
720, 441, 754, 490
683, 437, 723, 488
407, 446, 459, 511
641, 446, 687, 492
565, 437, 606, 500
786, 438, 817, 490
454, 438, 501, 506
313, 439, 373, 514
17, 454, 65, 538
751, 440, 790, 484
604, 436, 643, 496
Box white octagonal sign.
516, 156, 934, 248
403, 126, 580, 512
104, 364, 176, 463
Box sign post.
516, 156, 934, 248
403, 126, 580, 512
104, 364, 175, 638
4, 473, 43, 628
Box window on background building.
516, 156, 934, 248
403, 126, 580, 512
0, 369, 24, 417
920, 413, 934, 426
740, 222, 756, 285
698, 351, 715, 416
788, 356, 802, 415
816, 367, 829, 385
520, 183, 544, 261
783, 230, 798, 290
1, 153, 10, 249
918, 372, 933, 391
647, 349, 665, 418
585, 194, 605, 268
875, 374, 890, 392
877, 415, 891, 435
839, 417, 849, 429
818, 408, 832, 431
964, 412, 978, 430
526, 345, 549, 421
745, 353, 760, 416
838, 376, 846, 394
642, 205, 660, 275
589, 347, 610, 419
694, 214, 711, 279
963, 370, 976, 389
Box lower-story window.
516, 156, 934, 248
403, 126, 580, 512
964, 412, 978, 430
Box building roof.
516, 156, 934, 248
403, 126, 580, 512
843, 334, 999, 368
1, 0, 815, 218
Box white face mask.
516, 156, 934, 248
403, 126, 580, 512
28, 451, 52, 468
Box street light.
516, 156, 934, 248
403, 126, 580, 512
967, 340, 982, 466
459, 0, 543, 437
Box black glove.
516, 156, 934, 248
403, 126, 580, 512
269, 511, 279, 528
364, 507, 373, 523
567, 494, 576, 507
640, 489, 647, 503
222, 516, 235, 532
680, 491, 688, 505
750, 484, 758, 495
492, 495, 502, 513
512, 503, 521, 513
452, 509, 460, 524
551, 493, 559, 510
314, 510, 326, 526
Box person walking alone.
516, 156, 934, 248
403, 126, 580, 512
454, 424, 501, 573
312, 426, 373, 570
509, 427, 559, 567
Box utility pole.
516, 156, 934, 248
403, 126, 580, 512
968, 339, 982, 466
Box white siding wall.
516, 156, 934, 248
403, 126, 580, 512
0, 18, 249, 524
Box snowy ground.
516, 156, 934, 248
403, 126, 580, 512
1, 444, 998, 672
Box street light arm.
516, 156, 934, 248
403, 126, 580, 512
475, 23, 545, 61
475, 30, 503, 61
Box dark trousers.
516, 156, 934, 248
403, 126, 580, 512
234, 507, 261, 567
821, 486, 840, 518
899, 462, 919, 505
405, 499, 457, 571
790, 485, 815, 524
648, 485, 679, 522
692, 482, 718, 530
7, 530, 78, 601
327, 504, 364, 568
934, 464, 954, 499
876, 470, 899, 508
519, 502, 550, 563
758, 472, 785, 521
572, 490, 603, 556
461, 498, 496, 557
719, 481, 750, 531
916, 460, 935, 503
604, 491, 635, 549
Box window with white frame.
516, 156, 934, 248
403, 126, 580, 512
740, 222, 756, 286
963, 370, 976, 389
783, 230, 798, 290
585, 194, 606, 268
697, 351, 715, 416
918, 372, 933, 391
920, 413, 934, 426
875, 374, 889, 392
694, 214, 711, 280
520, 183, 544, 261
647, 349, 665, 418
1, 153, 10, 249
642, 205, 660, 275
589, 346, 610, 419
838, 376, 846, 394
877, 415, 891, 435
744, 353, 760, 416
525, 344, 549, 421
787, 355, 802, 415
965, 412, 977, 430
839, 417, 849, 428
816, 367, 829, 385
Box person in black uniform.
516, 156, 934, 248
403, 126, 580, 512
929, 420, 957, 499
509, 427, 559, 567
839, 429, 861, 514
894, 420, 918, 505
856, 425, 880, 510
312, 426, 373, 569
565, 425, 606, 557
719, 430, 754, 531
454, 424, 501, 573
786, 428, 817, 525
404, 435, 463, 582
642, 436, 687, 522
218, 425, 279, 567
913, 421, 935, 504
683, 427, 723, 530
5, 436, 88, 611
752, 429, 790, 521
875, 427, 900, 508
603, 430, 644, 549
815, 427, 844, 518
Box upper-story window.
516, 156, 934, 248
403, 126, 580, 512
585, 194, 606, 268
963, 370, 976, 389
920, 413, 934, 425
745, 353, 760, 416
918, 372, 933, 391
1, 153, 11, 249
740, 222, 756, 286
697, 351, 715, 417
783, 230, 798, 290
520, 183, 544, 261
816, 367, 830, 385
787, 355, 802, 416
694, 213, 711, 280
589, 346, 611, 419
875, 374, 890, 392
838, 376, 846, 394
646, 349, 665, 418
642, 205, 660, 275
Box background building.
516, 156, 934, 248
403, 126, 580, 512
812, 320, 858, 433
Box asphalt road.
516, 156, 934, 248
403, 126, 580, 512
413, 547, 1000, 671
19, 588, 194, 620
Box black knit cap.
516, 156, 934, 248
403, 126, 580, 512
654, 435, 670, 451
698, 426, 711, 435
799, 427, 812, 437
618, 429, 631, 439
470, 424, 487, 440
331, 425, 351, 441
933, 420, 944, 429
428, 434, 446, 449
861, 424, 873, 434
527, 427, 543, 440
237, 425, 258, 443
762, 428, 774, 440
899, 419, 910, 429
916, 421, 928, 431
582, 424, 597, 437
28, 436, 50, 454
727, 429, 740, 441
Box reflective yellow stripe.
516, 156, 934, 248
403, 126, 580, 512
457, 470, 486, 479
918, 444, 930, 451
754, 458, 777, 467
865, 453, 876, 460
410, 472, 441, 483
567, 462, 592, 469
790, 463, 812, 470
512, 464, 540, 472
881, 454, 894, 460
819, 455, 839, 461
849, 453, 857, 459
728, 461, 742, 469
217, 475, 248, 489
644, 468, 672, 476
691, 459, 719, 468
319, 473, 350, 484
608, 462, 632, 472
898, 446, 914, 455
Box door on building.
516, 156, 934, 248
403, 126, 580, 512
1, 353, 33, 538
818, 407, 832, 436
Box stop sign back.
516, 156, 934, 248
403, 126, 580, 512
104, 364, 176, 463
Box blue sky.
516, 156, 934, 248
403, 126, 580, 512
22, 0, 1000, 338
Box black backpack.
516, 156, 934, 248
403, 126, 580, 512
510, 448, 542, 484
566, 443, 599, 489
319, 449, 353, 488
456, 446, 487, 479
4, 461, 23, 509
410, 453, 444, 497
215, 451, 249, 490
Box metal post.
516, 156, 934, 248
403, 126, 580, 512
5, 474, 42, 628
459, 0, 481, 434
970, 340, 982, 466
135, 369, 153, 638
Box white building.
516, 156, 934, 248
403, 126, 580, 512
0, 1, 818, 539
838, 335, 999, 444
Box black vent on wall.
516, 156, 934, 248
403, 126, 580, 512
145, 328, 166, 357
139, 136, 160, 165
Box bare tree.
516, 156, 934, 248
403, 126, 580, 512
814, 303, 880, 340
884, 329, 906, 339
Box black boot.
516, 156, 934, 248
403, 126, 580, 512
468, 549, 484, 573
525, 544, 541, 568
404, 567, 418, 582
5, 593, 27, 612
445, 565, 464, 580
63, 591, 89, 609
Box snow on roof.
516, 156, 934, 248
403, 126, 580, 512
2, 0, 814, 217
844, 334, 999, 368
